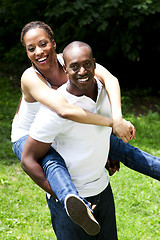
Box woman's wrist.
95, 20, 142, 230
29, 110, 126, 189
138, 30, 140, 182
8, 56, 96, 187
112, 117, 135, 143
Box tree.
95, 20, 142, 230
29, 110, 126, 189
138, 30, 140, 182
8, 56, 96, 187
0, 0, 160, 88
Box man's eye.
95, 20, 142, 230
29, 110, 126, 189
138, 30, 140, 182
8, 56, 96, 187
85, 62, 92, 68
71, 65, 79, 71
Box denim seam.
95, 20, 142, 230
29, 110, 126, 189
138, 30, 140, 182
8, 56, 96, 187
110, 150, 160, 174
14, 142, 23, 158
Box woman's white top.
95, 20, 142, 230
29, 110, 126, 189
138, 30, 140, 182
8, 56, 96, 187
11, 54, 64, 142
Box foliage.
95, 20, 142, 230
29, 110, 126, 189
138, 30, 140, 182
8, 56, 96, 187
0, 0, 160, 66
44, 0, 160, 61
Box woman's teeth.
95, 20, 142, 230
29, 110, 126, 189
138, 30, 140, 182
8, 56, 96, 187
37, 57, 47, 62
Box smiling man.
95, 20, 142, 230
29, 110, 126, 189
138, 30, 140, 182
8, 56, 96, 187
22, 41, 117, 240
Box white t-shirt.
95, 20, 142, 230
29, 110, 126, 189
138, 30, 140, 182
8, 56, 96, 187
30, 79, 112, 198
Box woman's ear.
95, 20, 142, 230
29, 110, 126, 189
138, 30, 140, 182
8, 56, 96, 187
63, 64, 68, 75
52, 40, 56, 50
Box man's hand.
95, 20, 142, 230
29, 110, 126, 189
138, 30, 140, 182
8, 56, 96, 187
106, 159, 120, 176
113, 117, 136, 143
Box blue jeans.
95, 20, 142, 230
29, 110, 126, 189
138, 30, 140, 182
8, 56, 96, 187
46, 184, 117, 240
42, 148, 90, 209
12, 134, 159, 237
109, 135, 160, 181
12, 134, 160, 204
12, 135, 28, 161
12, 135, 89, 209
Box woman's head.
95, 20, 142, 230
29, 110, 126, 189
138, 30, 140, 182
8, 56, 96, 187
21, 21, 56, 70
21, 21, 54, 46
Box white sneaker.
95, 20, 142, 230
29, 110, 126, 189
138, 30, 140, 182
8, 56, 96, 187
65, 194, 100, 235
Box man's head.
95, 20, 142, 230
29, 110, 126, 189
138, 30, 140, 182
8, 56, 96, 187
63, 41, 96, 96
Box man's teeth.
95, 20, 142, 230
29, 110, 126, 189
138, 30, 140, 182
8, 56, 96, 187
79, 77, 89, 82
37, 57, 47, 62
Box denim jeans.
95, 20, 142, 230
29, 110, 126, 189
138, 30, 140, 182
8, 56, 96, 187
109, 135, 160, 181
12, 134, 159, 237
12, 135, 28, 161
12, 134, 160, 204
12, 134, 160, 205
12, 135, 89, 209
42, 148, 90, 209
46, 184, 117, 240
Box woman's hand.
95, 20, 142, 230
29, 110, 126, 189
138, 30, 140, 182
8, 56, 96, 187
113, 117, 136, 143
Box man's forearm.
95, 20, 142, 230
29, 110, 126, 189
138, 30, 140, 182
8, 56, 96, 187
21, 158, 57, 198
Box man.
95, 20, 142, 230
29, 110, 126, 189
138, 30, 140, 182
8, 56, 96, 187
22, 41, 117, 239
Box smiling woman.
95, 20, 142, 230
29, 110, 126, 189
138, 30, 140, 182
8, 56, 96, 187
24, 28, 57, 68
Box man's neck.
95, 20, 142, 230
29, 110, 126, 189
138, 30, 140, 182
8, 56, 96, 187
67, 78, 98, 102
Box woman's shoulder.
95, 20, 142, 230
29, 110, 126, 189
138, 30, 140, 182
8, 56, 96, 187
21, 67, 45, 86
21, 67, 36, 79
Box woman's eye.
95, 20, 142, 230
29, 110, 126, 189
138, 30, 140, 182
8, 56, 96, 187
28, 47, 35, 52
41, 42, 47, 47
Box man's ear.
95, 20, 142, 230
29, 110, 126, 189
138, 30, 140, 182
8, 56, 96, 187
93, 58, 96, 69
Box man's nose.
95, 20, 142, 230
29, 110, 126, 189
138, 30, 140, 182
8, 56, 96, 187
78, 66, 86, 75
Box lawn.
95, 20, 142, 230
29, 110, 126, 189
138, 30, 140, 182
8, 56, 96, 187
0, 77, 160, 239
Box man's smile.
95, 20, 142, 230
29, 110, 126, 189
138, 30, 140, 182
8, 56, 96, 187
77, 76, 89, 83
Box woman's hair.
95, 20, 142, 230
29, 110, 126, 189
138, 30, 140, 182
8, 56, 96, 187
21, 21, 54, 46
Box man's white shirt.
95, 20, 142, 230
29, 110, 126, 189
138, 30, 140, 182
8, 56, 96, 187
30, 78, 112, 198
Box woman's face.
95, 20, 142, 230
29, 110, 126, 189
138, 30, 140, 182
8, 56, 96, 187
24, 28, 56, 70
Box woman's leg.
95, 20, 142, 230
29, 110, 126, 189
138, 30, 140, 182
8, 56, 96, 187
41, 147, 81, 205
109, 135, 160, 181
12, 137, 99, 235
42, 147, 100, 236
12, 135, 28, 161
12, 136, 85, 205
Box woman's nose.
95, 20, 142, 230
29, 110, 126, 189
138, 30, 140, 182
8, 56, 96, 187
35, 46, 43, 55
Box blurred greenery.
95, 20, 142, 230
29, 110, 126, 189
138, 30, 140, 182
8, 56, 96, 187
0, 0, 160, 89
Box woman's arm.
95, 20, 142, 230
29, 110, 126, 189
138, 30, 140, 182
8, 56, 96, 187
95, 63, 135, 143
21, 68, 113, 127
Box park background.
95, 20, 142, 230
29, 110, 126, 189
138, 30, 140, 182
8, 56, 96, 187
0, 0, 160, 239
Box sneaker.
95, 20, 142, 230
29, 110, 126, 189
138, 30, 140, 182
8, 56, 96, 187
65, 194, 100, 236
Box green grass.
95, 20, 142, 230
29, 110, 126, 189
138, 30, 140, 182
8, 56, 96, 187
0, 77, 160, 239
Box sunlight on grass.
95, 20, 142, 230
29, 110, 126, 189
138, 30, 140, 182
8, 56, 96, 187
0, 77, 160, 239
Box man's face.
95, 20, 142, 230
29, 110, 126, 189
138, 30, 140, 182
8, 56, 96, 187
65, 46, 96, 95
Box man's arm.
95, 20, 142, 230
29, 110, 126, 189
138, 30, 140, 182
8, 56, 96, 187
21, 135, 57, 198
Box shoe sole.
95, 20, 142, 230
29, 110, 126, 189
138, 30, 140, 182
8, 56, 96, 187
65, 195, 100, 235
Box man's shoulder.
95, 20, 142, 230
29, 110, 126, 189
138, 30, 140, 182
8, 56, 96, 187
31, 104, 69, 138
